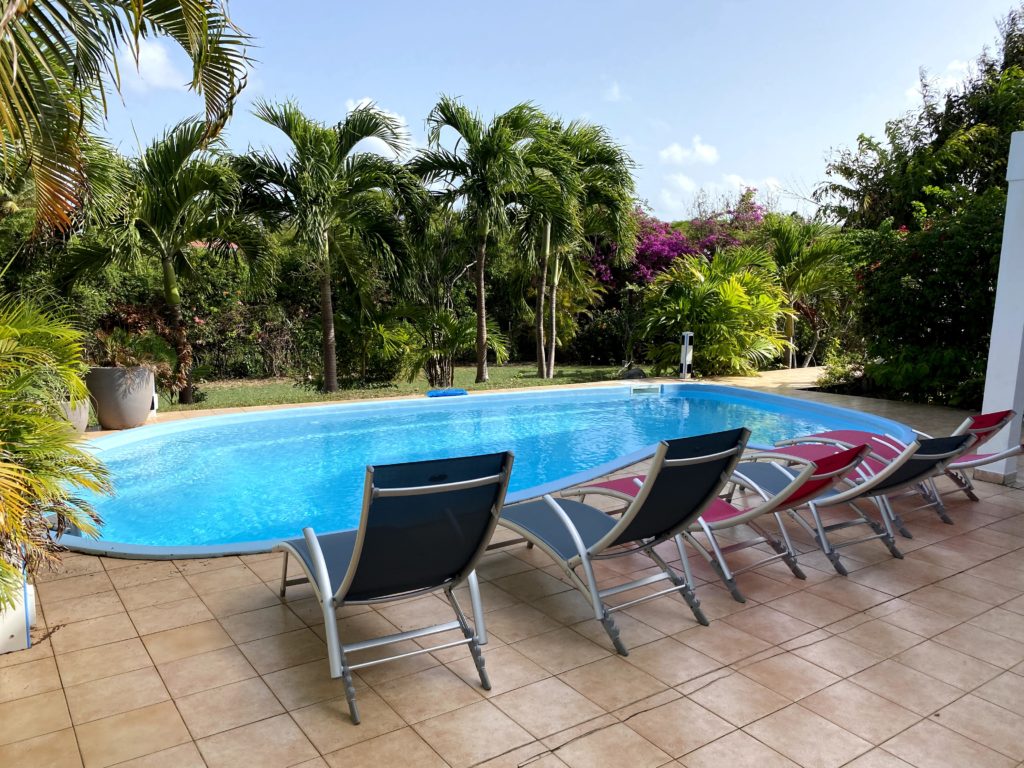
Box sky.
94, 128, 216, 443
101, 0, 1015, 220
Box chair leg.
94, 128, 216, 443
802, 502, 848, 576
446, 585, 490, 691
318, 594, 360, 724
600, 614, 628, 656
873, 498, 904, 560
927, 478, 954, 524
946, 469, 979, 501
278, 552, 289, 598
697, 519, 745, 603
647, 547, 708, 626
767, 513, 806, 579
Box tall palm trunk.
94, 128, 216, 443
161, 255, 193, 404
546, 258, 559, 378
536, 221, 550, 378
785, 313, 796, 369
320, 269, 338, 392
475, 225, 489, 383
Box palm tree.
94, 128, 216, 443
410, 96, 547, 382
236, 100, 412, 392
0, 296, 110, 608
67, 119, 268, 403
0, 0, 249, 229
755, 214, 855, 367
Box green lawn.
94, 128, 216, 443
164, 364, 622, 411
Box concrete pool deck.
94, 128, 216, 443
4, 372, 1024, 767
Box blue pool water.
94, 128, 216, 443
77, 384, 911, 553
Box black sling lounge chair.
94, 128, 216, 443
274, 451, 513, 724
499, 428, 749, 655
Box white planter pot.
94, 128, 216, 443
1, 583, 37, 655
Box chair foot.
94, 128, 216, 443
963, 489, 980, 502
469, 640, 491, 690
680, 587, 710, 626
341, 667, 360, 725
600, 614, 629, 656
826, 551, 848, 576
937, 511, 954, 525
711, 561, 745, 603
898, 526, 914, 539
885, 537, 904, 559
784, 557, 806, 580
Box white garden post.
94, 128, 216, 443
978, 130, 1024, 484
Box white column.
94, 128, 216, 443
978, 130, 1024, 484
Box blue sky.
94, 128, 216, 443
102, 0, 1013, 219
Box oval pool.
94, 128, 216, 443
66, 383, 912, 557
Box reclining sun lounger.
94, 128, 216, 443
499, 428, 749, 655
275, 451, 514, 724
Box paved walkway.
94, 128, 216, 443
4, 376, 1023, 767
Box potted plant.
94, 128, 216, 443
86, 329, 175, 430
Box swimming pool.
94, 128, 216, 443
65, 383, 913, 557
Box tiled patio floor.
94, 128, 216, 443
4, 387, 1024, 768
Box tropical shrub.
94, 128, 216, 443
642, 247, 789, 376
0, 297, 110, 607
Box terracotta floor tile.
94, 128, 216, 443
882, 719, 1016, 768
532, 589, 597, 625
0, 689, 71, 746
105, 561, 179, 591
75, 700, 190, 768
721, 605, 818, 644
117, 575, 197, 611
554, 722, 669, 768
746, 703, 871, 768
879, 604, 960, 638
237, 627, 327, 675
970, 606, 1024, 643
0, 656, 61, 703
185, 564, 262, 595
841, 749, 915, 768
373, 594, 454, 632
840, 619, 924, 657
35, 572, 113, 604
0, 728, 82, 768
199, 583, 282, 618
323, 727, 448, 768
972, 670, 1024, 715
675, 620, 772, 665
196, 713, 318, 768
54, 638, 152, 687
49, 613, 137, 655
43, 590, 125, 627
626, 696, 733, 759
112, 742, 205, 767
935, 573, 1021, 605
351, 640, 439, 688
219, 604, 305, 644
475, 552, 536, 581
730, 572, 802, 603
558, 656, 667, 712
374, 665, 482, 723
768, 591, 858, 627
129, 596, 214, 636
932, 622, 1024, 668
687, 671, 789, 727
801, 680, 920, 743
935, 694, 1024, 760
142, 620, 233, 665
807, 578, 892, 611
493, 569, 573, 602
740, 652, 840, 701
679, 730, 799, 768
492, 678, 604, 738
261, 658, 353, 711
159, 646, 257, 697
904, 585, 992, 621
851, 660, 961, 715
291, 690, 405, 753
446, 644, 550, 696
623, 637, 720, 687
414, 699, 533, 768
0, 630, 52, 670
792, 636, 884, 677
176, 677, 284, 739
173, 557, 242, 576
571, 612, 664, 652
65, 667, 168, 724
512, 627, 610, 674
895, 640, 1002, 690
485, 603, 562, 643
848, 559, 956, 596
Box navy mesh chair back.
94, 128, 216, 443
871, 435, 972, 494
610, 427, 750, 547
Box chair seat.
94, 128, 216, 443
501, 498, 617, 560
584, 475, 646, 497
282, 529, 357, 596
699, 498, 746, 524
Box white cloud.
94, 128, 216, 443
667, 173, 696, 192
344, 97, 413, 158
117, 39, 189, 94
603, 81, 623, 102
905, 59, 972, 102
659, 135, 719, 166
657, 173, 780, 219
